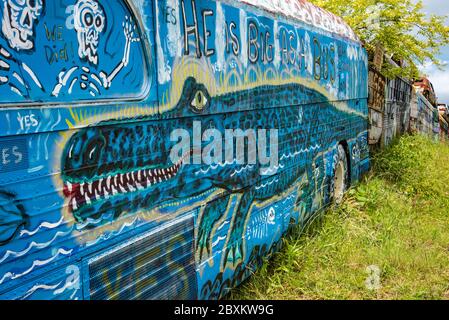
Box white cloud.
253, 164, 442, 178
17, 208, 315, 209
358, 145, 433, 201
428, 71, 449, 103
419, 0, 449, 15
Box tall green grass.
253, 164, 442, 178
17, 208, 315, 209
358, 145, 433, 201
231, 134, 449, 300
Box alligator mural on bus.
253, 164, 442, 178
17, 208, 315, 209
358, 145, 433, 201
60, 77, 366, 268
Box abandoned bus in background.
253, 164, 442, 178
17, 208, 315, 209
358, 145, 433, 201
0, 0, 368, 299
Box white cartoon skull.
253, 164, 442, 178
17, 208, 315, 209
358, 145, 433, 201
74, 0, 105, 65
1, 0, 44, 51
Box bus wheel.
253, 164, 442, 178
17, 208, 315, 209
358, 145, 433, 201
332, 144, 349, 205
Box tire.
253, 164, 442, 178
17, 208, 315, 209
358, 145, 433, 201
331, 144, 349, 205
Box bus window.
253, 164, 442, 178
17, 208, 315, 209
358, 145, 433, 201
0, 0, 149, 106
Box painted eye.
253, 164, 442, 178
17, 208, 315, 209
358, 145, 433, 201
95, 16, 103, 28
28, 0, 36, 8
83, 12, 94, 27
191, 90, 208, 112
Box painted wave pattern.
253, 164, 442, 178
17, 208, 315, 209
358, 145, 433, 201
0, 214, 76, 288
85, 216, 142, 248
0, 228, 73, 265
0, 248, 73, 286
20, 273, 80, 300
19, 217, 65, 238
196, 144, 322, 179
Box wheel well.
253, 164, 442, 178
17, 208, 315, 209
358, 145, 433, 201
338, 140, 351, 185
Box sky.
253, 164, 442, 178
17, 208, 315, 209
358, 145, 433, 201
419, 0, 449, 104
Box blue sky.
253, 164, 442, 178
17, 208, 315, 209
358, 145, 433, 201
420, 0, 449, 103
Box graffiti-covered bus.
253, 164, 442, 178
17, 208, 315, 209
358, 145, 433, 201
0, 0, 368, 300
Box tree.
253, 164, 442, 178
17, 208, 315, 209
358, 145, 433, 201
310, 0, 449, 79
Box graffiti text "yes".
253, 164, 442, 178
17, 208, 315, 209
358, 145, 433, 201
17, 113, 39, 131
0, 138, 28, 173
2, 147, 22, 166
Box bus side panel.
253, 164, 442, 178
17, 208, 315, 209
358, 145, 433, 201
0, 0, 161, 299
153, 0, 368, 299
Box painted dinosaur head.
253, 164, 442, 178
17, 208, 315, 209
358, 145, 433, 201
61, 78, 212, 224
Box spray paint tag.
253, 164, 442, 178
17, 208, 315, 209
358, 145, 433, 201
0, 138, 28, 173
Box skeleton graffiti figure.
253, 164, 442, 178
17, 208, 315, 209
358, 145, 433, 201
73, 0, 105, 65
53, 0, 140, 98
0, 0, 44, 99
2, 0, 44, 51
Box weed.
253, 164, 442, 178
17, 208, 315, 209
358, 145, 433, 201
231, 135, 449, 300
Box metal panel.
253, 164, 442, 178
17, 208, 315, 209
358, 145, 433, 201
87, 214, 197, 300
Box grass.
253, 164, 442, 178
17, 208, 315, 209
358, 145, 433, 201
231, 134, 449, 300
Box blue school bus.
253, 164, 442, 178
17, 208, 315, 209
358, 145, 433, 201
0, 0, 368, 300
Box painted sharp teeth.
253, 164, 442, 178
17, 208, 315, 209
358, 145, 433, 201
117, 183, 125, 193
72, 198, 78, 211
69, 165, 182, 210
136, 181, 144, 191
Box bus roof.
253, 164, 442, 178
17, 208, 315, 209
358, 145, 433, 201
238, 0, 359, 42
